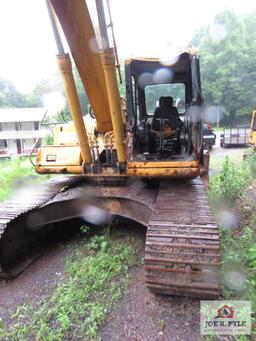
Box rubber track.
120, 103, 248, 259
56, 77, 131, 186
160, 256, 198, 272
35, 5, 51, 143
145, 178, 221, 299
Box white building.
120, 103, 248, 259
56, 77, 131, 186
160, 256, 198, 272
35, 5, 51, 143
0, 108, 47, 157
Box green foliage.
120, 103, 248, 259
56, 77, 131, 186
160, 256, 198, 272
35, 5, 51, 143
25, 74, 65, 108
117, 62, 126, 98
43, 133, 54, 145
80, 224, 90, 234
26, 79, 54, 107
145, 83, 185, 114
73, 67, 89, 116
0, 231, 139, 340
0, 158, 52, 202
220, 227, 256, 316
0, 158, 37, 201
25, 68, 88, 126
193, 10, 256, 126
245, 147, 256, 174
209, 154, 256, 338
0, 78, 27, 107
210, 156, 252, 200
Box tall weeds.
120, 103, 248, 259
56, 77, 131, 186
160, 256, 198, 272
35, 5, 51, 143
210, 149, 256, 201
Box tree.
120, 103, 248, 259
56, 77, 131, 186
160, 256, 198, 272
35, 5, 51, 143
0, 78, 27, 107
26, 79, 53, 108
192, 10, 256, 126
26, 74, 66, 108
73, 68, 89, 116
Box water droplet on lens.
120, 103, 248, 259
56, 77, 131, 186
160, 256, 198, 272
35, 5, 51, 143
138, 72, 154, 87
153, 68, 172, 84
209, 23, 227, 41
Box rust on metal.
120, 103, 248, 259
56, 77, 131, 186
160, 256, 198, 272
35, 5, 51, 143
144, 178, 221, 299
0, 176, 156, 277
0, 175, 220, 299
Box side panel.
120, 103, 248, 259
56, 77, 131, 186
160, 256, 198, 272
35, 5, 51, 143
50, 0, 112, 132
127, 161, 200, 178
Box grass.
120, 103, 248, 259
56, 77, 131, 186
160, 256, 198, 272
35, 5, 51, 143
0, 157, 52, 202
204, 224, 256, 341
220, 226, 256, 307
0, 228, 142, 340
1, 151, 255, 339
0, 158, 142, 340
209, 150, 256, 201
210, 149, 245, 172
212, 127, 223, 132
208, 149, 256, 340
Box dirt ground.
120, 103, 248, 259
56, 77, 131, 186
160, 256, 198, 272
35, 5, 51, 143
0, 239, 70, 327
0, 231, 201, 341
209, 131, 248, 175
0, 142, 250, 341
100, 268, 200, 341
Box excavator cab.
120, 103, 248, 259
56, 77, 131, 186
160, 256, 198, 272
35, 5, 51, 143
125, 52, 204, 178
125, 53, 203, 162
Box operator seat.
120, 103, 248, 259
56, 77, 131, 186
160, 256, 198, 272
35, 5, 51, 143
149, 96, 183, 155
152, 96, 183, 131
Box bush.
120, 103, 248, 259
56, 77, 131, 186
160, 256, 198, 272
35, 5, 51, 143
210, 156, 251, 200
0, 158, 36, 201
246, 147, 256, 174
209, 152, 256, 338
0, 158, 53, 202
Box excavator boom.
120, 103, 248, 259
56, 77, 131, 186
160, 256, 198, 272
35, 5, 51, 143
50, 0, 112, 132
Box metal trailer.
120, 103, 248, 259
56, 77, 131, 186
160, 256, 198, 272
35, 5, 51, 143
220, 127, 249, 147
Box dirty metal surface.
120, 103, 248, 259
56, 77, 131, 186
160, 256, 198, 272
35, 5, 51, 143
0, 176, 156, 278
0, 176, 94, 276
0, 174, 220, 299
145, 178, 221, 299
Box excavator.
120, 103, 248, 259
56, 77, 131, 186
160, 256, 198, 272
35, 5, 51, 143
249, 109, 256, 147
0, 0, 220, 298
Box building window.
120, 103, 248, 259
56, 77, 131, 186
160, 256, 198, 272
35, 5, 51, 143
34, 121, 39, 130
0, 140, 7, 148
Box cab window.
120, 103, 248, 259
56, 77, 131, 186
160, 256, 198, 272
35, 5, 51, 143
145, 83, 185, 115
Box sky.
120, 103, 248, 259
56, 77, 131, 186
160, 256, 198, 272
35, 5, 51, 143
0, 0, 255, 94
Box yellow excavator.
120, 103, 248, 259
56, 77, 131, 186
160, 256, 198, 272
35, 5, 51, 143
0, 0, 220, 298
249, 110, 256, 147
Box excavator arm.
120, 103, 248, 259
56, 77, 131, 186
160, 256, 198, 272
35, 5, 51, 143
36, 0, 126, 174
50, 0, 113, 133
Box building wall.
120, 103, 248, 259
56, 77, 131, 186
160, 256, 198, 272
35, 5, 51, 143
23, 138, 36, 154
1, 122, 15, 131
20, 122, 35, 130
0, 121, 44, 156
0, 122, 37, 131
8, 140, 17, 155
